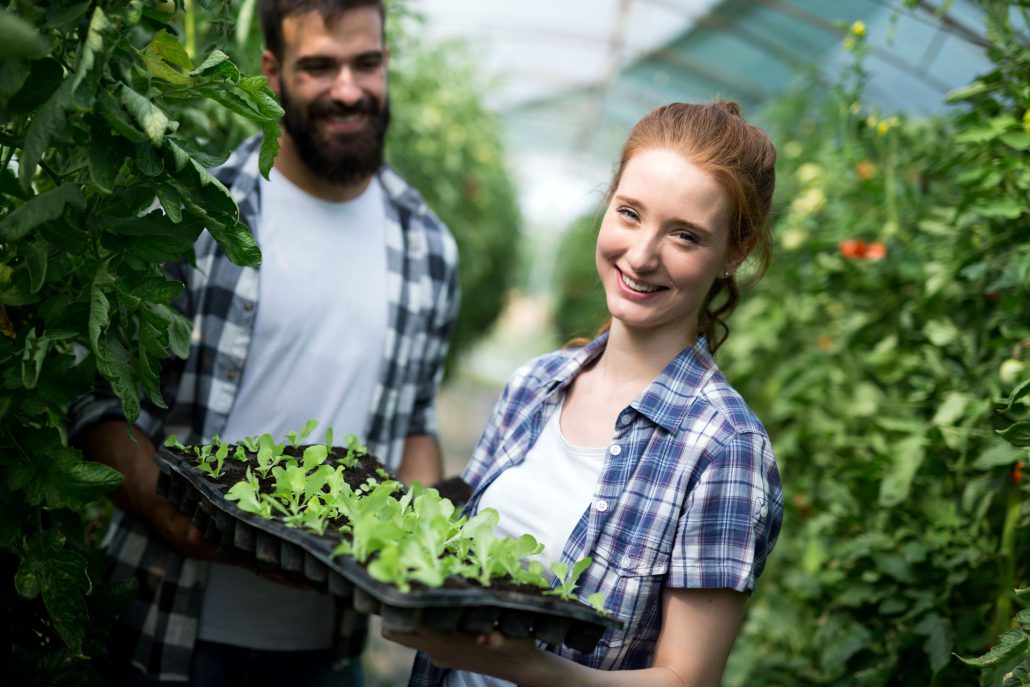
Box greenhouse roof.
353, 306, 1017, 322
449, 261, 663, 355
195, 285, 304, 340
415, 0, 1010, 226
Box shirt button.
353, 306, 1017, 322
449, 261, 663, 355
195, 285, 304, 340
243, 302, 255, 313
227, 369, 238, 381
594, 500, 608, 512
619, 414, 632, 426
609, 444, 622, 456
760, 506, 769, 518
621, 555, 632, 567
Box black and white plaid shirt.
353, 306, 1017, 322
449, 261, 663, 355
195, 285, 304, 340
70, 136, 460, 681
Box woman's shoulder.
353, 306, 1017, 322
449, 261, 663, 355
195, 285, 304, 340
692, 368, 770, 440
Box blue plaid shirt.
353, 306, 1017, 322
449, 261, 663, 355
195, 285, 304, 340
410, 333, 783, 685
70, 136, 460, 682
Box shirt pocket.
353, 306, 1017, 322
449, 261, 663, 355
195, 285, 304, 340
590, 537, 670, 652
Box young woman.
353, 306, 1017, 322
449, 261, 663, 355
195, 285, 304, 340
390, 101, 784, 687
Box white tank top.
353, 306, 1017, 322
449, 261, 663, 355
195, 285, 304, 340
447, 399, 607, 687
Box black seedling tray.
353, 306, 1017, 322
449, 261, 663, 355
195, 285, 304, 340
154, 446, 621, 653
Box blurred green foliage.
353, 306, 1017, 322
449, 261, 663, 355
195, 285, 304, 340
719, 5, 1029, 685
553, 211, 606, 343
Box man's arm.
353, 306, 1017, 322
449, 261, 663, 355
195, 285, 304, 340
395, 433, 443, 486
76, 419, 218, 560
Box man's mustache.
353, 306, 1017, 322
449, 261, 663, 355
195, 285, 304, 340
308, 98, 379, 119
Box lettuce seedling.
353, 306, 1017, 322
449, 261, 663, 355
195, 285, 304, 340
455, 508, 502, 586
225, 468, 274, 518
332, 480, 405, 563
302, 445, 329, 471
545, 556, 593, 600
344, 433, 367, 457
490, 534, 548, 588
163, 435, 187, 451
286, 419, 319, 448
233, 445, 248, 462
195, 439, 229, 479
255, 433, 283, 478
585, 592, 610, 616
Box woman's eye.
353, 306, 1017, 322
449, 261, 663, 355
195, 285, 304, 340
617, 207, 639, 221
674, 231, 699, 244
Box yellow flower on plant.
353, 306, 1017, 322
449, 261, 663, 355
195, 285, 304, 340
1024, 109, 1030, 134
877, 121, 890, 136
851, 20, 866, 36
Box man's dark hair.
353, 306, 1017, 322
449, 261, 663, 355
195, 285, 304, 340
259, 0, 386, 58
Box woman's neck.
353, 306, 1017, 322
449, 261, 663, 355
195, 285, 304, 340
596, 320, 696, 389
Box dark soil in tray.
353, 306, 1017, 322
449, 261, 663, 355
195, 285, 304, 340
155, 444, 621, 653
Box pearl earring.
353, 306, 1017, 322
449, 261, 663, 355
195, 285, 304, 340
723, 271, 731, 278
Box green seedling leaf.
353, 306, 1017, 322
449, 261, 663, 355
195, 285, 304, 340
344, 433, 367, 457
162, 434, 187, 451
225, 469, 273, 518
586, 592, 610, 615
546, 556, 593, 600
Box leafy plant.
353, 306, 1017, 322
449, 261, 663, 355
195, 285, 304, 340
0, 2, 277, 680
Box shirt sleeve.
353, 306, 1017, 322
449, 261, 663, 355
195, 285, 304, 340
669, 430, 783, 592
406, 219, 460, 439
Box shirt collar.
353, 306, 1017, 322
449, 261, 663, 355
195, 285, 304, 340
541, 332, 718, 434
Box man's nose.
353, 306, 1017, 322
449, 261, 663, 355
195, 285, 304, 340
329, 66, 363, 105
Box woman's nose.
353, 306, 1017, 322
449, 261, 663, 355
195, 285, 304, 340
625, 233, 661, 272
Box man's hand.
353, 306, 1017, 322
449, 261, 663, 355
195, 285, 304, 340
77, 420, 220, 560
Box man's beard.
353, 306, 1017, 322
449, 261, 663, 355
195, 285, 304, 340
279, 81, 390, 187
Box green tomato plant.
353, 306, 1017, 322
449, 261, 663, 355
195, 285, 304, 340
0, 1, 279, 681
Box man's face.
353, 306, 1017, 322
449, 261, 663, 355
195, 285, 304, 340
267, 7, 389, 185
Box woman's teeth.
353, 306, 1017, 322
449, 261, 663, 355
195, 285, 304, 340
623, 273, 660, 293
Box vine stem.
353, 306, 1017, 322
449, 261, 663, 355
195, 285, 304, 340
991, 482, 1022, 639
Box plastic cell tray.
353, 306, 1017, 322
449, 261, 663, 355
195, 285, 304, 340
154, 447, 622, 653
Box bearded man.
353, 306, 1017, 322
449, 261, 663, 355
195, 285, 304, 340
72, 1, 460, 685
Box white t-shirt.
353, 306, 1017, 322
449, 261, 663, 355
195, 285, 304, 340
446, 400, 607, 687
198, 168, 388, 650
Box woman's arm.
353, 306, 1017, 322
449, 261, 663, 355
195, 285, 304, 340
386, 586, 748, 687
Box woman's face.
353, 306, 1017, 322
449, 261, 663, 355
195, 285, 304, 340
596, 147, 738, 344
